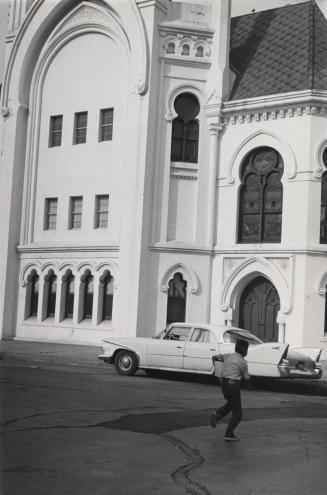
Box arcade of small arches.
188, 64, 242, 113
22, 265, 115, 326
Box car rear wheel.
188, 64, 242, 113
114, 350, 138, 376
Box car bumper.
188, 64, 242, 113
278, 361, 322, 379
97, 353, 112, 363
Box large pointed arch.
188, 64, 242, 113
220, 256, 292, 316
1, 0, 148, 110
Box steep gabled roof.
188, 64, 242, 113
229, 0, 327, 100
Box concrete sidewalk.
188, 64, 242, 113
0, 339, 103, 368
1, 338, 327, 378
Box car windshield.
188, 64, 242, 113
223, 329, 263, 345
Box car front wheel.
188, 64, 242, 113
114, 350, 138, 376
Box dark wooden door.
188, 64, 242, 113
239, 276, 280, 342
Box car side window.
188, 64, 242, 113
191, 328, 210, 343
165, 326, 191, 341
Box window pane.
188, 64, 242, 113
320, 172, 327, 243
49, 116, 62, 147
70, 197, 83, 229
74, 112, 87, 144
95, 195, 109, 228
45, 198, 57, 230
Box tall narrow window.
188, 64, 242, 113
44, 198, 58, 230
171, 93, 199, 163
49, 115, 63, 147
95, 195, 109, 228
47, 273, 57, 317
83, 273, 94, 319
99, 108, 114, 141
74, 111, 88, 144
102, 273, 114, 321
30, 274, 39, 317
64, 273, 75, 318
69, 196, 83, 229
320, 170, 327, 243
238, 147, 284, 243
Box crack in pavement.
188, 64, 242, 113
162, 433, 212, 495
0, 406, 160, 427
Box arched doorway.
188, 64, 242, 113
166, 273, 187, 324
239, 276, 280, 342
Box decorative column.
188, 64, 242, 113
205, 106, 224, 248
277, 311, 286, 343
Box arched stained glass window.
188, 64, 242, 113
171, 93, 199, 163
238, 147, 284, 243
320, 149, 327, 243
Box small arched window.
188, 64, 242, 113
195, 46, 204, 57
171, 93, 199, 163
181, 44, 190, 56
47, 273, 57, 317
238, 147, 284, 243
320, 148, 327, 243
102, 272, 114, 321
167, 42, 175, 54
83, 273, 94, 320
29, 273, 39, 317
64, 272, 75, 319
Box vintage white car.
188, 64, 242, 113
98, 323, 322, 380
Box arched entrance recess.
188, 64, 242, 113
239, 276, 280, 342
166, 273, 187, 324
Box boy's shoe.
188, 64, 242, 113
224, 433, 240, 442
209, 411, 218, 428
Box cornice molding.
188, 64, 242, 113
222, 90, 327, 124
17, 244, 120, 255
149, 242, 211, 254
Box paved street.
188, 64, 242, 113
1, 341, 327, 495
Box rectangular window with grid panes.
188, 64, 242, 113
73, 112, 88, 144
69, 196, 83, 229
44, 198, 58, 230
95, 195, 109, 228
49, 115, 63, 147
99, 108, 114, 142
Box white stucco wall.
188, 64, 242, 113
33, 32, 128, 245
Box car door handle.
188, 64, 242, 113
210, 348, 216, 351
176, 345, 183, 349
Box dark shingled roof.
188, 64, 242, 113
229, 0, 327, 100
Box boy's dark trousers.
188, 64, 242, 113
217, 378, 242, 437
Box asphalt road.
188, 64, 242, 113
1, 345, 327, 495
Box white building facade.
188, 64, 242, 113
0, 0, 327, 356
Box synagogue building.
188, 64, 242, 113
0, 0, 327, 357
